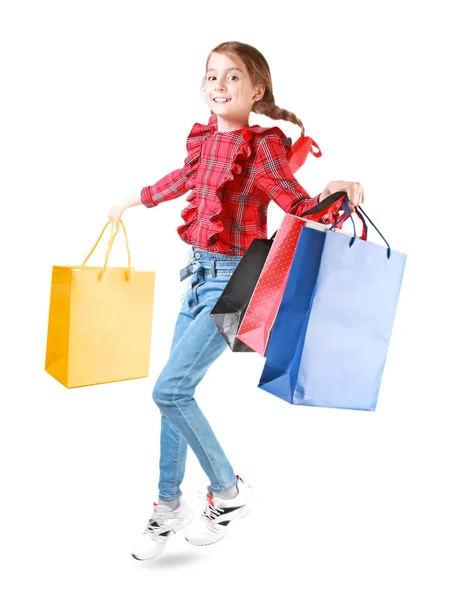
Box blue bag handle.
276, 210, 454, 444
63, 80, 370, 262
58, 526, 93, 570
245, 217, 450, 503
329, 198, 355, 236
330, 196, 392, 259
357, 205, 392, 259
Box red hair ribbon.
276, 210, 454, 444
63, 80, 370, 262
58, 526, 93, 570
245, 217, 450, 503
289, 136, 321, 174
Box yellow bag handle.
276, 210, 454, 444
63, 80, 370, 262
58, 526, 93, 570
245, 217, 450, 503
80, 219, 133, 282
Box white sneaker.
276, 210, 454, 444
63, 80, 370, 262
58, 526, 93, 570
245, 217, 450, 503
131, 497, 194, 561
185, 475, 258, 546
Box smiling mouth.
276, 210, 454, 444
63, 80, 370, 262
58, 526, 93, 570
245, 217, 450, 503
213, 98, 231, 103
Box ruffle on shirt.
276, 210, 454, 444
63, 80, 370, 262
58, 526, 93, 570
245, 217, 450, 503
177, 116, 217, 245
181, 119, 216, 189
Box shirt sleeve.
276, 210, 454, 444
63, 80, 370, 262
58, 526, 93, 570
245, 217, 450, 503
254, 133, 321, 217
140, 167, 190, 208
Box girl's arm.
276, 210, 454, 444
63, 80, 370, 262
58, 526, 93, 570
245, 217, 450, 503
139, 167, 190, 208
254, 135, 364, 216
107, 166, 190, 227
254, 134, 324, 216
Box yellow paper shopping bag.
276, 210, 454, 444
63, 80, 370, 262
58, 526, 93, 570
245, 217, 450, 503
45, 220, 155, 388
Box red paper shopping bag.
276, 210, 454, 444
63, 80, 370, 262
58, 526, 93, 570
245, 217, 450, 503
236, 192, 351, 356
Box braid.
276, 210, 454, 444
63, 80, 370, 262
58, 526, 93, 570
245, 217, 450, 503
254, 90, 305, 136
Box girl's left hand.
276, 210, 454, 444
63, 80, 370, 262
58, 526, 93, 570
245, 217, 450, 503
319, 181, 365, 212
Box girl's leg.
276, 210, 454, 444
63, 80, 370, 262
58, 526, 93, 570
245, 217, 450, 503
153, 258, 240, 501
156, 297, 193, 502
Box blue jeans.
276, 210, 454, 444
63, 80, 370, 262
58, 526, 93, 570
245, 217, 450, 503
152, 246, 243, 501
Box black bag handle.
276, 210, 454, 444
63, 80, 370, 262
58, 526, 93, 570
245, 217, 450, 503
269, 191, 347, 241
299, 191, 347, 218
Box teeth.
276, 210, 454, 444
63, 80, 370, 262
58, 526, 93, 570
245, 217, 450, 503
214, 98, 230, 102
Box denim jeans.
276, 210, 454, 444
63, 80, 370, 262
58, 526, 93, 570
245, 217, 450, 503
152, 245, 243, 501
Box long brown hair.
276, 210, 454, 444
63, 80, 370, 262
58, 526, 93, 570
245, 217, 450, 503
202, 41, 305, 136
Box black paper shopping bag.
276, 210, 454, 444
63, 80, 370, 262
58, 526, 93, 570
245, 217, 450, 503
210, 236, 274, 352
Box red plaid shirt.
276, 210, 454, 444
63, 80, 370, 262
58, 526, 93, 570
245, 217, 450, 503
141, 114, 323, 255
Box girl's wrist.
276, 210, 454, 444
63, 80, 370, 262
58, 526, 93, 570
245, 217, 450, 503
122, 195, 142, 209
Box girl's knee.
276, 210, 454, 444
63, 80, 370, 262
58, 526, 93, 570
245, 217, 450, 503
152, 374, 178, 408
153, 372, 194, 410
152, 377, 167, 407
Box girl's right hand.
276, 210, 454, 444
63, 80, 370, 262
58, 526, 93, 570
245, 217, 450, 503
107, 202, 126, 229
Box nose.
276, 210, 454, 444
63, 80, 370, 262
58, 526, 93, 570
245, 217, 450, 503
214, 76, 227, 91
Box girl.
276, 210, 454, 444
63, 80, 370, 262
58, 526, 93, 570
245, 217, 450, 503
108, 41, 365, 562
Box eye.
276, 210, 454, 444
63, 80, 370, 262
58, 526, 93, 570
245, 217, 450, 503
207, 74, 238, 81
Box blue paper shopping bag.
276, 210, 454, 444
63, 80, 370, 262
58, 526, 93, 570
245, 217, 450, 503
258, 203, 407, 411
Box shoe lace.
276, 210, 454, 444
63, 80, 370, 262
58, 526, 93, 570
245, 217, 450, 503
196, 492, 224, 522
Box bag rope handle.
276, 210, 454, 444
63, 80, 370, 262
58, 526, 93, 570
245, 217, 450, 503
80, 220, 133, 281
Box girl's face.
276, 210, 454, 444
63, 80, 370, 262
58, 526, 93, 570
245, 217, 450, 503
204, 53, 264, 124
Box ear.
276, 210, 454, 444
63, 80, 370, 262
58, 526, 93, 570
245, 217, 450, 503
253, 84, 265, 101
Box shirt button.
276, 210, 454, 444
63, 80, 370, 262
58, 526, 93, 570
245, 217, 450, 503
195, 252, 201, 258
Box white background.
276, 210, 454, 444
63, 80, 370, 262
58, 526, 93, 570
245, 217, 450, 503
1, 0, 458, 598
